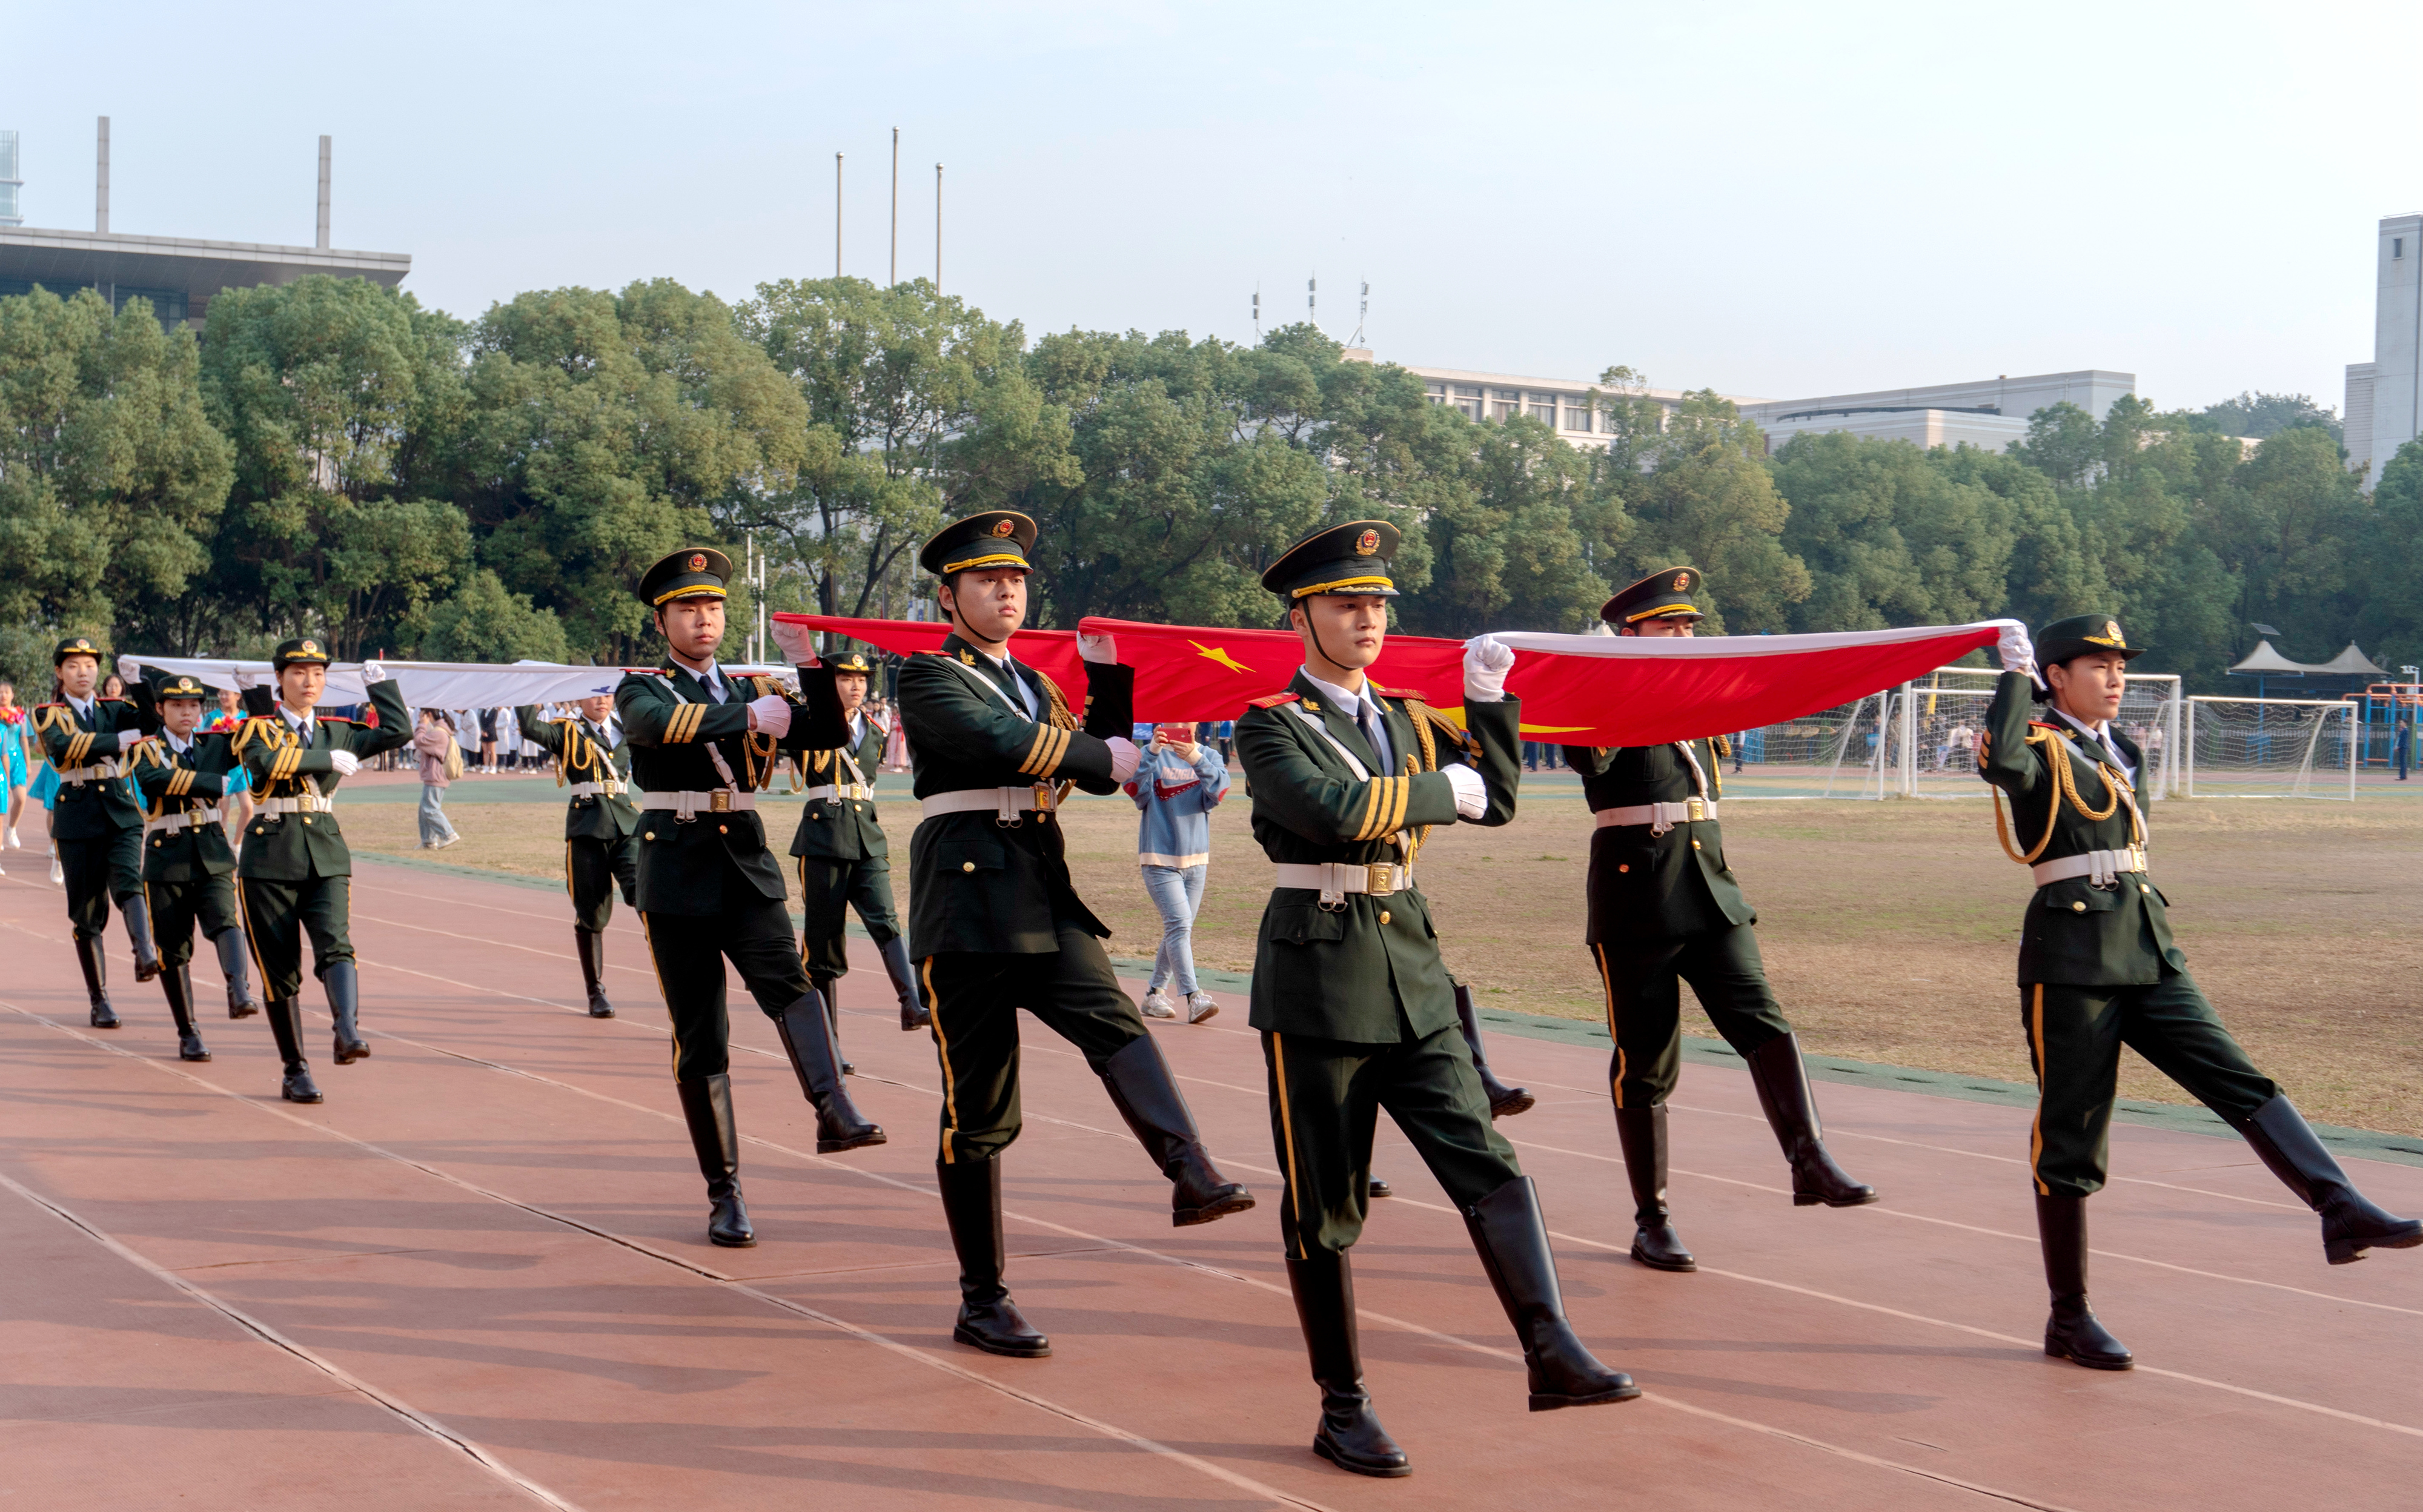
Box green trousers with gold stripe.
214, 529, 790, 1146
147, 875, 242, 967
1591, 924, 1791, 1109
1261, 1021, 1519, 1257
2021, 970, 2277, 1198
565, 833, 638, 933
237, 874, 353, 1000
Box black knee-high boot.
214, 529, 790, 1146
674, 1074, 753, 1247
161, 962, 210, 1061
325, 961, 368, 1064
213, 928, 260, 1018
1454, 982, 1533, 1118
76, 935, 117, 1027
265, 997, 322, 1103
2036, 1193, 2131, 1368
1614, 1104, 1694, 1271
936, 1158, 1049, 1356
1286, 1249, 1410, 1477
814, 975, 852, 1075
2233, 1094, 2423, 1265
574, 929, 614, 1018
770, 989, 884, 1153
881, 937, 927, 1030
1744, 1033, 1876, 1207
122, 894, 162, 983
1098, 1034, 1254, 1227
1462, 1176, 1640, 1410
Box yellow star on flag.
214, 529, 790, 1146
1190, 640, 1253, 675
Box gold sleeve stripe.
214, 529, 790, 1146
1038, 726, 1070, 776
1351, 777, 1383, 841
685, 703, 709, 743
1016, 723, 1053, 776
168, 770, 193, 796
1388, 774, 1410, 835
65, 732, 92, 766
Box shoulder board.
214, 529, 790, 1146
1368, 685, 1418, 702
1247, 691, 1301, 710
745, 675, 780, 696
99, 697, 133, 706
2026, 722, 2066, 737
319, 714, 357, 726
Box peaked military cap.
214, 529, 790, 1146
152, 671, 217, 701
1261, 520, 1402, 600
638, 548, 733, 606
2037, 614, 2146, 666
920, 511, 1036, 577
1600, 566, 1706, 626
829, 651, 873, 674
272, 637, 333, 669
52, 635, 107, 665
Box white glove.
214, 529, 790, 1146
360, 660, 388, 685
1442, 761, 1488, 819
98, 730, 133, 754
1996, 622, 2038, 681
1104, 736, 1141, 783
769, 618, 816, 667
747, 693, 793, 738
1463, 634, 1515, 703
117, 654, 144, 687
1078, 632, 1118, 665
327, 749, 360, 776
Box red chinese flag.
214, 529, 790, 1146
775, 613, 1087, 691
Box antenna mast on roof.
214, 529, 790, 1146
1307, 274, 1316, 330
1252, 287, 1261, 345
1348, 279, 1367, 347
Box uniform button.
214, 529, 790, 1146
718, 824, 729, 834
1691, 839, 1702, 850
302, 817, 313, 825
2072, 900, 2087, 912
645, 832, 655, 841
1378, 910, 1391, 924
2140, 884, 2150, 894
962, 861, 976, 872
1617, 864, 1629, 873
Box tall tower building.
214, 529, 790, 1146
2347, 213, 2423, 485
0, 132, 22, 227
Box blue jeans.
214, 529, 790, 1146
418, 784, 458, 846
1140, 863, 1206, 995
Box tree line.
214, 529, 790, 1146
4, 272, 2411, 693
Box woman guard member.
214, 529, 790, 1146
1564, 569, 1874, 1273
897, 510, 1251, 1361
787, 649, 927, 1071
1982, 615, 2420, 1370
231, 639, 409, 1102
616, 548, 880, 1250
1239, 521, 1636, 1479
515, 694, 638, 1018
128, 672, 262, 1061
35, 636, 161, 1026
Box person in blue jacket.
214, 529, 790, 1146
1127, 722, 1232, 1023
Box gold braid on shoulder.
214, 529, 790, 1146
1992, 726, 2135, 865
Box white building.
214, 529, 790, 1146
1350, 354, 1720, 449
2345, 213, 2423, 484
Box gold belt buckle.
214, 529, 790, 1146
1685, 796, 1707, 822
1365, 863, 1396, 897
709, 789, 732, 814
1032, 783, 1056, 814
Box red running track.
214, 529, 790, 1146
2, 858, 2418, 1510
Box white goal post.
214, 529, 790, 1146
2181, 695, 2358, 800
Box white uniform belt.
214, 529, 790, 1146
804, 783, 872, 803
1273, 861, 1413, 904
257, 794, 334, 815
57, 760, 121, 784
639, 789, 755, 818
1593, 798, 1715, 834
568, 780, 628, 800
144, 811, 209, 837
920, 785, 1056, 823
2032, 847, 2147, 888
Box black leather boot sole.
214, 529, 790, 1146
1368, 1178, 1393, 1199
1315, 1424, 1413, 1478
953, 1301, 1052, 1358
2234, 1094, 2423, 1265
282, 1069, 325, 1104
2045, 1316, 2134, 1370
708, 1193, 756, 1248
1630, 1225, 1696, 1273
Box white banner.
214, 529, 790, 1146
116, 655, 800, 711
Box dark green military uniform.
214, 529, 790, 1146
615, 546, 878, 1251
127, 673, 262, 1060
1564, 568, 1872, 1275
1983, 615, 2417, 1371
1241, 522, 1633, 1481
788, 652, 923, 1037
35, 637, 161, 1025
515, 702, 637, 1016
901, 509, 1247, 1362
233, 639, 410, 1101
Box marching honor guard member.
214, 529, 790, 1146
128, 672, 263, 1060
617, 548, 880, 1250
1983, 616, 2419, 1370
515, 694, 637, 1018
786, 649, 926, 1066
232, 638, 409, 1101
1564, 568, 1874, 1275
1239, 522, 1636, 1480
898, 510, 1251, 1361
35, 636, 162, 1026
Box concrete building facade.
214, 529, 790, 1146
2345, 213, 2423, 483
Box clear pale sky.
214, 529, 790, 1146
10, 1, 2416, 412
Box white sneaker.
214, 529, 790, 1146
5, 825, 19, 849
1140, 989, 1178, 1020
1184, 992, 1219, 1024
437, 834, 462, 850
50, 857, 64, 884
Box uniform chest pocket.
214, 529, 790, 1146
937, 839, 1004, 876
1266, 903, 1347, 944
2038, 878, 2120, 916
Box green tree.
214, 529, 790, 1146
421, 568, 570, 662
2190, 390, 2342, 446
2012, 402, 2104, 489
2355, 438, 2423, 672
0, 287, 233, 675
1769, 432, 2017, 631
1601, 390, 1808, 632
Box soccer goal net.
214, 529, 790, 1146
2182, 696, 2357, 799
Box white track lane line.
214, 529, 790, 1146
0, 1167, 583, 1511
0, 1000, 1337, 1512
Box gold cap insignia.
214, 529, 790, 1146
300, 640, 318, 654
1673, 572, 1691, 591
687, 552, 707, 572
992, 518, 1016, 537
2106, 620, 2122, 642
72, 638, 90, 649
1355, 529, 1380, 555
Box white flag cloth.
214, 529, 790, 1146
117, 655, 800, 711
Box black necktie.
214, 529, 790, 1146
992, 658, 1025, 712
1357, 701, 1385, 769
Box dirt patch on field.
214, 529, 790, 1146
340, 783, 2423, 1135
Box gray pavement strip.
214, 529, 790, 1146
356, 849, 2423, 1169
